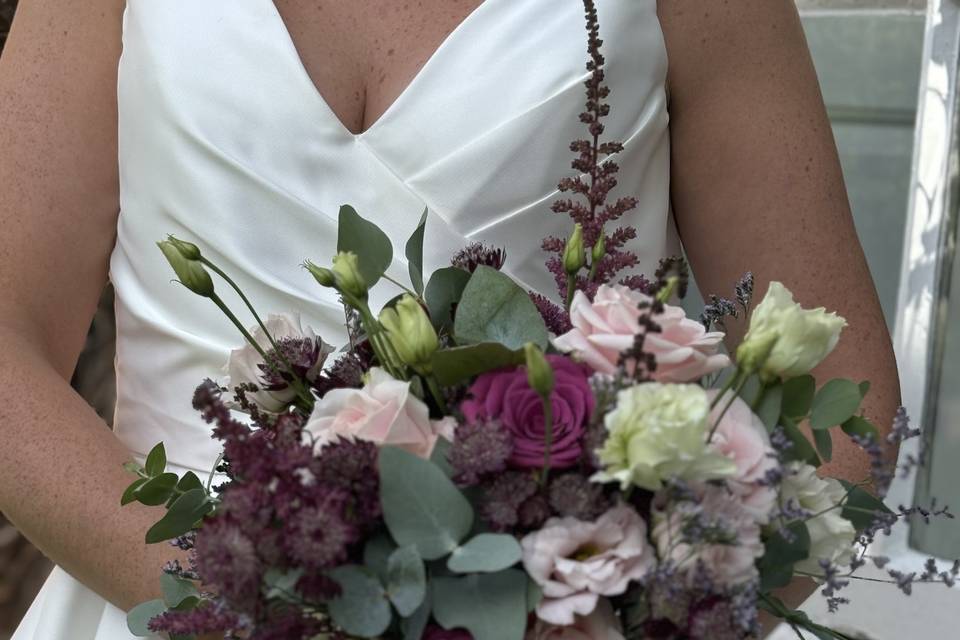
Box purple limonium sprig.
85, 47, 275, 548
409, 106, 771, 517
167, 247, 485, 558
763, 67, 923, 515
542, 0, 642, 306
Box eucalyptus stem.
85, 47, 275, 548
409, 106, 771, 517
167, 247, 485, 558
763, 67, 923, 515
539, 396, 554, 488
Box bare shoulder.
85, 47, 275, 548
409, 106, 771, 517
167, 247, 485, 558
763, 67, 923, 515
0, 0, 126, 376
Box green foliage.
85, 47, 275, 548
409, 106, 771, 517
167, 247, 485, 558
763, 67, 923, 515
379, 447, 474, 560
144, 442, 167, 476
432, 570, 529, 640
840, 480, 893, 531
810, 378, 863, 430
405, 208, 428, 295
755, 381, 783, 431
126, 599, 167, 637
327, 565, 393, 638
160, 573, 199, 608
447, 533, 523, 574
432, 342, 525, 386
453, 266, 548, 350
813, 428, 833, 462
337, 205, 394, 288
424, 267, 471, 333
136, 473, 178, 506
386, 545, 427, 616
758, 521, 811, 591
145, 488, 213, 544
780, 418, 822, 467
841, 415, 880, 441
781, 374, 816, 419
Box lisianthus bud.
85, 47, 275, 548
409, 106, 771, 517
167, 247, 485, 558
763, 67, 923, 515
563, 224, 586, 275
157, 240, 214, 297
332, 252, 367, 299
305, 261, 337, 288
735, 331, 778, 375
379, 294, 438, 374
165, 235, 202, 261
524, 343, 554, 398
592, 233, 606, 264
740, 281, 847, 380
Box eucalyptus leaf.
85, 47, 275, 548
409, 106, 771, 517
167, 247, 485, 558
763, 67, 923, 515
781, 375, 816, 419
839, 480, 892, 532
432, 570, 529, 640
135, 473, 178, 506
780, 418, 821, 467
364, 532, 397, 584
841, 416, 879, 442
425, 267, 471, 333
160, 573, 199, 608
755, 382, 783, 431
453, 266, 548, 350
176, 471, 204, 493
813, 428, 833, 463
447, 534, 522, 573
328, 565, 392, 638
263, 568, 304, 603
379, 447, 474, 560
432, 342, 526, 387
387, 545, 427, 616
337, 204, 394, 287
401, 589, 432, 640
121, 477, 149, 506
758, 522, 811, 591
126, 599, 167, 637
859, 380, 871, 398
145, 488, 212, 544
526, 578, 543, 613
405, 208, 428, 295
144, 442, 167, 477
429, 438, 455, 478
810, 379, 862, 430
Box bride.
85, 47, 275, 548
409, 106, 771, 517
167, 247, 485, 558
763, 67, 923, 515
0, 0, 899, 638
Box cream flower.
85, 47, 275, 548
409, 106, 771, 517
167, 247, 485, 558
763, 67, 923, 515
737, 281, 846, 380
223, 312, 332, 413
304, 368, 454, 458
593, 383, 737, 491
525, 598, 625, 640
521, 504, 655, 626
554, 285, 729, 382
779, 462, 857, 573
706, 390, 778, 524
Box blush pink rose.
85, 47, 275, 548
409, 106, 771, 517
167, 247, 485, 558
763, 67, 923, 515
652, 486, 764, 587
526, 598, 625, 640
460, 356, 593, 469
706, 390, 778, 524
521, 504, 655, 626
553, 285, 730, 382
304, 367, 454, 459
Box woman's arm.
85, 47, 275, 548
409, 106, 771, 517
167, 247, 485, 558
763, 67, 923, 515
656, 0, 901, 623
0, 0, 184, 611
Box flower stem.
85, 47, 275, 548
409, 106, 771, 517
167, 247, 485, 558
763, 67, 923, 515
707, 372, 749, 442
565, 275, 576, 310
539, 395, 554, 488
425, 376, 449, 414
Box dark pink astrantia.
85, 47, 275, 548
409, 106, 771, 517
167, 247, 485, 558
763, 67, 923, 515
460, 355, 594, 470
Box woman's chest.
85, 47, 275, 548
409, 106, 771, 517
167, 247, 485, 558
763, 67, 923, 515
271, 0, 485, 136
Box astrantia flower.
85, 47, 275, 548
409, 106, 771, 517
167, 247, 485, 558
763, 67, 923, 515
194, 519, 262, 610
480, 470, 542, 531
451, 241, 506, 273
737, 281, 847, 381
525, 597, 625, 640
283, 494, 356, 570
223, 312, 332, 413
548, 473, 610, 521
448, 419, 514, 486
305, 367, 455, 459
779, 462, 856, 573
521, 504, 656, 625
554, 285, 729, 381
461, 356, 594, 470
594, 383, 737, 491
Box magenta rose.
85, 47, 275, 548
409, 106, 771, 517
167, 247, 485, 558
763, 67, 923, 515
423, 626, 473, 640
461, 355, 594, 469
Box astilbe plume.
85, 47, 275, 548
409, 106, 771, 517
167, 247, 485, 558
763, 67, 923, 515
542, 0, 642, 300
529, 292, 573, 335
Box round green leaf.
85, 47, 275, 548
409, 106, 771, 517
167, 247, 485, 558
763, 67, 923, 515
757, 522, 811, 591
841, 415, 879, 442
432, 342, 526, 387
447, 534, 522, 574
812, 428, 833, 463
337, 204, 394, 287
387, 545, 427, 616
126, 599, 167, 637
432, 571, 528, 640
379, 447, 474, 560
781, 374, 815, 419
135, 473, 178, 506
328, 565, 392, 638
840, 480, 892, 532
754, 382, 783, 431
453, 266, 548, 350
160, 573, 199, 608
405, 208, 428, 295
144, 442, 167, 477
810, 379, 863, 430
425, 267, 471, 332
364, 532, 397, 584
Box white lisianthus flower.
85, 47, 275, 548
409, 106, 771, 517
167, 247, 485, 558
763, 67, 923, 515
593, 383, 737, 491
223, 312, 332, 413
780, 462, 857, 574
737, 281, 847, 380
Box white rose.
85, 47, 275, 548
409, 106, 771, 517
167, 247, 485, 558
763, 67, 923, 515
737, 282, 846, 380
780, 462, 856, 573
223, 312, 332, 413
593, 383, 737, 491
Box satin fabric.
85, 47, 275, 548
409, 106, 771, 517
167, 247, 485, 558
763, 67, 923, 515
14, 0, 675, 637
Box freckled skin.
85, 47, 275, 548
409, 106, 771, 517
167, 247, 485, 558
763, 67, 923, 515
0, 0, 898, 631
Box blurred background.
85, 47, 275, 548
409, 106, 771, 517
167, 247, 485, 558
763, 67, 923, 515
0, 0, 956, 638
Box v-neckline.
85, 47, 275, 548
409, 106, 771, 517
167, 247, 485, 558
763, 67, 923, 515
266, 0, 491, 141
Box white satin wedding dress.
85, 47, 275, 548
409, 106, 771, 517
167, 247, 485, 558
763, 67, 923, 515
14, 0, 676, 637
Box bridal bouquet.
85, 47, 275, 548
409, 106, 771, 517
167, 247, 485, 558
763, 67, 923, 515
120, 2, 951, 639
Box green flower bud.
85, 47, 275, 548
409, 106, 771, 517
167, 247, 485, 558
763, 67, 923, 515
563, 224, 586, 275
165, 235, 202, 261
592, 233, 606, 264
157, 240, 214, 297
332, 252, 368, 299
524, 343, 554, 399
735, 330, 779, 377
305, 261, 337, 288
379, 294, 439, 374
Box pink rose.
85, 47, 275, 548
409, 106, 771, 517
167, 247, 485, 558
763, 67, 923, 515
460, 356, 593, 469
526, 598, 625, 640
521, 504, 656, 626
553, 285, 729, 382
652, 486, 763, 587
304, 368, 454, 458
706, 390, 778, 524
